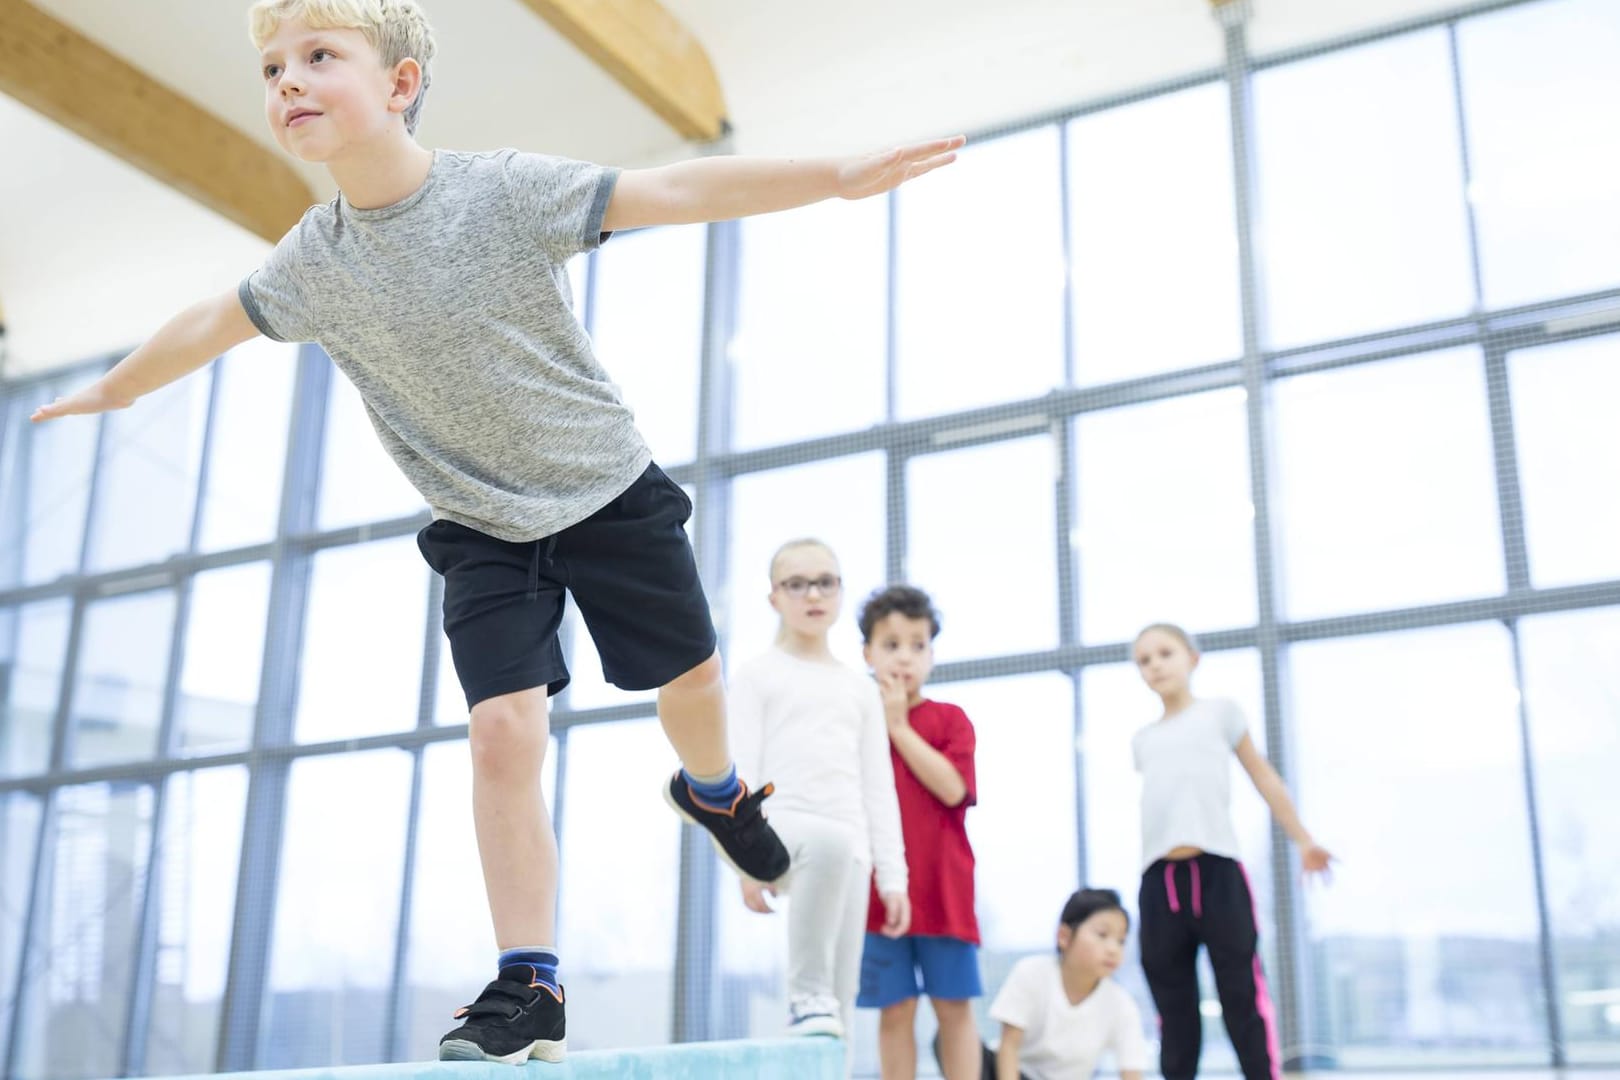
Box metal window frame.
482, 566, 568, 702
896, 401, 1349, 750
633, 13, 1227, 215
1216, 3, 1319, 1066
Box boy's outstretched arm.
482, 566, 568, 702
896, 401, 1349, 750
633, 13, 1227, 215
31, 290, 259, 423
601, 135, 966, 232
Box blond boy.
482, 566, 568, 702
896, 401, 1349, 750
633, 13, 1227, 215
32, 0, 960, 1063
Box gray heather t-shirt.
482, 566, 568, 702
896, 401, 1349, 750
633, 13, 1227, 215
238, 148, 649, 542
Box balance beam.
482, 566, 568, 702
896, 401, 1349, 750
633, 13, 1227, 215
114, 1039, 842, 1080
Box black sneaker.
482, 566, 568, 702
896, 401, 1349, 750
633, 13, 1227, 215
438, 965, 566, 1064
664, 772, 791, 883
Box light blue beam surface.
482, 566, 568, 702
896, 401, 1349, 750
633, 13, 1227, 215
113, 1039, 842, 1080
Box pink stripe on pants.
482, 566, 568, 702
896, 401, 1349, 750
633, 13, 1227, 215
1238, 862, 1282, 1080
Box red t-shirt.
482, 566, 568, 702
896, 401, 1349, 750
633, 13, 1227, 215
866, 699, 979, 944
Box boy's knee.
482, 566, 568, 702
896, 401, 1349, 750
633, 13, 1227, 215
880, 997, 919, 1029
931, 997, 973, 1025
468, 691, 549, 772
662, 649, 722, 694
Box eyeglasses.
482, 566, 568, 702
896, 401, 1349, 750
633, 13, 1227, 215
776, 574, 842, 597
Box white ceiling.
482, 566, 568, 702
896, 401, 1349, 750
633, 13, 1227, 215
0, 0, 1477, 378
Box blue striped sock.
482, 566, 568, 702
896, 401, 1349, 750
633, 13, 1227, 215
683, 764, 740, 804
499, 946, 559, 993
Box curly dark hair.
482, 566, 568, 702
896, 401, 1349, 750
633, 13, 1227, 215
858, 584, 941, 642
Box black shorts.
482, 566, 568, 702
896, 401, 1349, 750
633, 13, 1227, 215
416, 462, 717, 708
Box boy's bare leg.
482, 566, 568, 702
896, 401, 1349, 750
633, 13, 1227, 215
656, 649, 730, 777
878, 998, 919, 1080
469, 687, 557, 946
932, 998, 982, 1080
659, 648, 791, 884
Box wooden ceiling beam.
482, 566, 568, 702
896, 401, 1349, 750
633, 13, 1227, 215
0, 0, 316, 244
516, 0, 728, 142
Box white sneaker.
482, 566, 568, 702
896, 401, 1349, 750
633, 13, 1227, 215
786, 997, 844, 1038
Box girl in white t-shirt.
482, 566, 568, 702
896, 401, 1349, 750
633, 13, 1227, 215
1131, 623, 1332, 1080
988, 888, 1147, 1080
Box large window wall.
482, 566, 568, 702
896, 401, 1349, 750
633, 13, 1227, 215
1, 0, 1617, 1075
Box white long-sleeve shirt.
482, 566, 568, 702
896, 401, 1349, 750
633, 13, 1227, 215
729, 647, 908, 895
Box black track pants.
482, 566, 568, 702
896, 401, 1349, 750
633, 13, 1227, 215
1138, 854, 1281, 1080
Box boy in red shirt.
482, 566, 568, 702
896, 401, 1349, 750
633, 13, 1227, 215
856, 585, 982, 1080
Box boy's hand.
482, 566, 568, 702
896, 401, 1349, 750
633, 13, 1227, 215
878, 673, 911, 733
31, 381, 133, 423
837, 136, 966, 201
879, 891, 911, 938
740, 878, 777, 914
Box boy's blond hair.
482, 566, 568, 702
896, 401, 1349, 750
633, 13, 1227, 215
248, 0, 437, 134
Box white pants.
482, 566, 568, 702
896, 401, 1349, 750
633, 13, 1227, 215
771, 810, 871, 1042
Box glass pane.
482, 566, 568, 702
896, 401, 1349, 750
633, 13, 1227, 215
87, 372, 211, 571
1459, 0, 1620, 307
1254, 31, 1474, 348
144, 766, 248, 1075
69, 590, 177, 769
12, 783, 154, 1080
0, 599, 71, 778
0, 793, 42, 1071
317, 373, 428, 531
1080, 650, 1272, 1071
399, 738, 556, 1061
432, 631, 466, 725
1509, 334, 1620, 588
558, 719, 678, 1049
896, 128, 1065, 419
263, 750, 412, 1067
1290, 624, 1547, 1065
724, 454, 886, 670
562, 611, 652, 712
1069, 83, 1243, 383
1518, 607, 1620, 1064
934, 674, 1078, 1080
1074, 389, 1256, 643
590, 225, 707, 466
1273, 349, 1505, 619
175, 562, 271, 756
956, 673, 1078, 952
197, 339, 297, 551
565, 253, 588, 319
295, 537, 429, 743
907, 437, 1057, 662
0, 372, 100, 587
732, 197, 887, 449
715, 856, 788, 1042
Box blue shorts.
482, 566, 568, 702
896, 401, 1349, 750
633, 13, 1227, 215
857, 933, 982, 1008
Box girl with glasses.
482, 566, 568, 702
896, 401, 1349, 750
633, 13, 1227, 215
728, 538, 911, 1069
